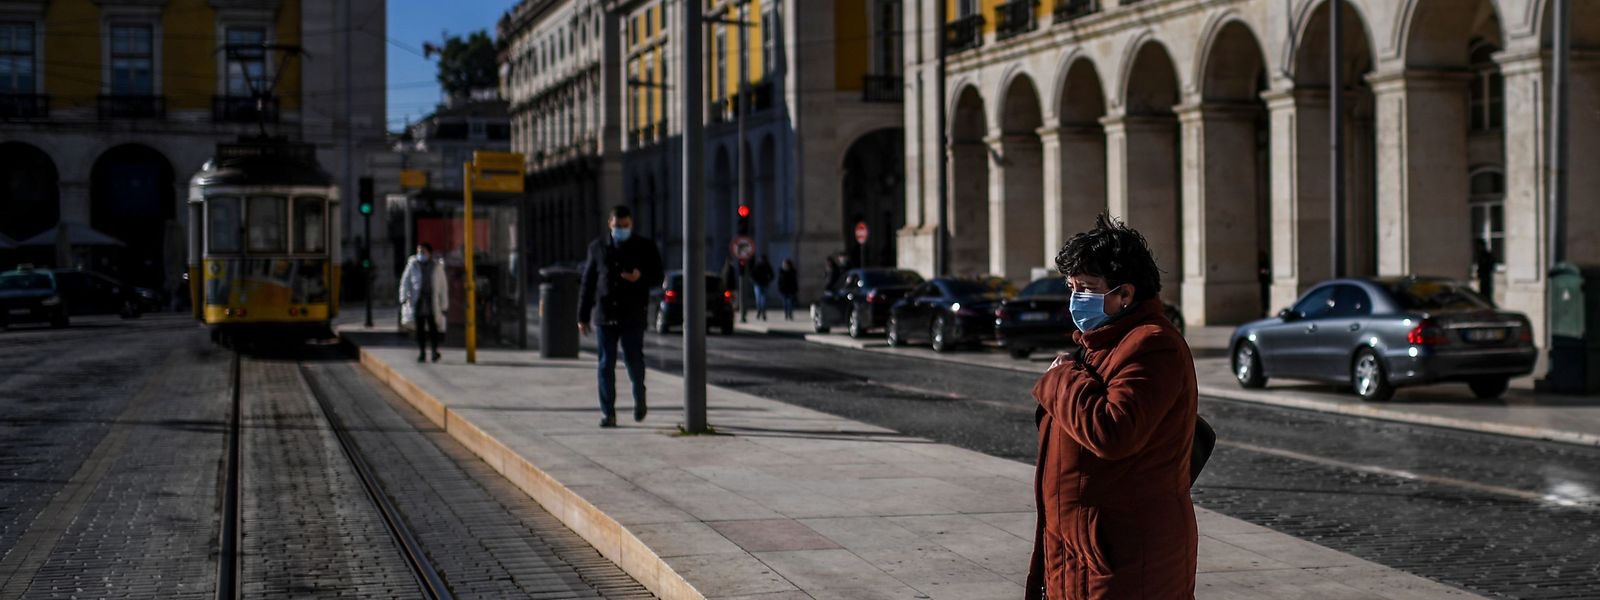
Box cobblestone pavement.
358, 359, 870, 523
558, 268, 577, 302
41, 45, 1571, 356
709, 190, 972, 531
622, 329, 1600, 599
0, 316, 650, 599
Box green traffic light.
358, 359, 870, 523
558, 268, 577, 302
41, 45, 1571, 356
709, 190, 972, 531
359, 202, 373, 215
361, 259, 372, 269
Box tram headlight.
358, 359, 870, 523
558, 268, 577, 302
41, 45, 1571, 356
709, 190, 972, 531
40, 295, 61, 306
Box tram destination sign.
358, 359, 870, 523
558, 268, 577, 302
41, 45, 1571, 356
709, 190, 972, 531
471, 151, 526, 194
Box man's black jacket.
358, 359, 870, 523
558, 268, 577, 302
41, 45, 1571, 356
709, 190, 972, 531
578, 234, 665, 328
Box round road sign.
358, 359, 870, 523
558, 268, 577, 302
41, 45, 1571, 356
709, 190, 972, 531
730, 235, 756, 261
854, 221, 869, 244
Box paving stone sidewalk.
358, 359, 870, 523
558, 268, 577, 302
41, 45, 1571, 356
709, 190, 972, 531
341, 326, 1479, 600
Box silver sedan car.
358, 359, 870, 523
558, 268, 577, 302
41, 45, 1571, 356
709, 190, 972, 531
1229, 277, 1537, 402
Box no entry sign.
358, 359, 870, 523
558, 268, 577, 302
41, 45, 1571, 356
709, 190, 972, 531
854, 221, 869, 244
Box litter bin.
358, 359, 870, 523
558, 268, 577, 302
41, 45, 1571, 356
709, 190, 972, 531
539, 267, 582, 358
1546, 263, 1600, 394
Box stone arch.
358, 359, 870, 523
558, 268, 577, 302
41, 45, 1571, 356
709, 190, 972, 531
1111, 38, 1182, 301
0, 142, 60, 243
1532, 0, 1600, 266
1284, 0, 1376, 85
1053, 56, 1108, 252
992, 72, 1046, 282
841, 128, 903, 268
992, 62, 1044, 130
949, 84, 990, 277
90, 144, 176, 289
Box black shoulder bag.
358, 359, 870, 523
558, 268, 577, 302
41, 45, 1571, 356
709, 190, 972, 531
1070, 346, 1215, 484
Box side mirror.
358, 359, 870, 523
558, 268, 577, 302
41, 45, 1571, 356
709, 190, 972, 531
1277, 308, 1299, 321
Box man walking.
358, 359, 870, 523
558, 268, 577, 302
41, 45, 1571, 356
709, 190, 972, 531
750, 255, 774, 321
400, 242, 447, 363
578, 206, 664, 428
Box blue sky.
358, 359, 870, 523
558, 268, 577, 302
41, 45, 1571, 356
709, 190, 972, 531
386, 0, 518, 132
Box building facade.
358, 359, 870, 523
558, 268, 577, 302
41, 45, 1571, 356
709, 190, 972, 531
499, 0, 620, 269
902, 0, 1599, 355
0, 0, 387, 296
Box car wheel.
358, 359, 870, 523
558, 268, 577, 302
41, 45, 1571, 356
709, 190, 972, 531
655, 309, 671, 334
931, 315, 952, 353
848, 306, 866, 339
1351, 349, 1394, 402
720, 318, 735, 335
886, 316, 903, 347
811, 305, 830, 333
49, 311, 69, 329
1468, 376, 1510, 399
1233, 342, 1267, 389
1008, 347, 1031, 360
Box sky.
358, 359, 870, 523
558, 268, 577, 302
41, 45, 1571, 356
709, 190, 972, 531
386, 0, 518, 132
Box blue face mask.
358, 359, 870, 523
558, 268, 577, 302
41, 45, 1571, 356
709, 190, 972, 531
1069, 285, 1124, 332
611, 227, 632, 243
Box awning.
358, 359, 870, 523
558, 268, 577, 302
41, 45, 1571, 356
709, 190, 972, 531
18, 222, 127, 247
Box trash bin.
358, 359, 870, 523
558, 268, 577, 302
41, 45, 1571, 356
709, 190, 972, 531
539, 267, 582, 358
1546, 263, 1600, 394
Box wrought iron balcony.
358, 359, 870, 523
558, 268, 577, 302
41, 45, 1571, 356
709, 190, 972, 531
862, 75, 903, 103
98, 94, 165, 119
1054, 0, 1098, 22
944, 14, 985, 55
212, 95, 280, 123
0, 94, 48, 118
996, 0, 1038, 40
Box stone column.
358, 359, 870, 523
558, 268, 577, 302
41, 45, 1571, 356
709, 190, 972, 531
1178, 101, 1265, 325
949, 139, 990, 276
1101, 113, 1181, 302
985, 132, 1045, 282
1262, 88, 1330, 313
1370, 68, 1474, 279
1038, 123, 1064, 267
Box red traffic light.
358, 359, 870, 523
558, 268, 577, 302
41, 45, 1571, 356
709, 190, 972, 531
737, 205, 750, 219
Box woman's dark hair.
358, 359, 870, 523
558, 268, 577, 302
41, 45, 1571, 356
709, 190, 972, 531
419, 242, 433, 252
1054, 214, 1162, 302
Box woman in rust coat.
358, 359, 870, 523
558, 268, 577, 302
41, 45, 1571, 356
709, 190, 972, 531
1027, 215, 1199, 599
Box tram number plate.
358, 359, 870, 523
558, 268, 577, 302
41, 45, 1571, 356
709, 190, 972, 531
1021, 311, 1049, 322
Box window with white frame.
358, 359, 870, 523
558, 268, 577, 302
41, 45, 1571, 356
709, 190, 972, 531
0, 22, 36, 93
872, 0, 901, 77
1469, 39, 1503, 133
958, 0, 978, 17
1469, 168, 1505, 266
761, 7, 776, 78
713, 25, 725, 101
109, 24, 155, 95
225, 26, 268, 97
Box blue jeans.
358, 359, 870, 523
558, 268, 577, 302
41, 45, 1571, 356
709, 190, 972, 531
753, 285, 768, 318
595, 324, 646, 420
782, 295, 795, 320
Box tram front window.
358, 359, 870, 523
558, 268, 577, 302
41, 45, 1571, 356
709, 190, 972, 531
294, 196, 326, 253
247, 195, 286, 253
208, 196, 241, 253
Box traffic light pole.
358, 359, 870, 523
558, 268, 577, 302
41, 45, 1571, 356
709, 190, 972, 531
363, 211, 373, 327
463, 162, 478, 364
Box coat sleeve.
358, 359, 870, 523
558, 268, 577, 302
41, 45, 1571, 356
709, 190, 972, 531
398, 260, 414, 304
1033, 332, 1183, 461
434, 261, 449, 312
578, 240, 598, 323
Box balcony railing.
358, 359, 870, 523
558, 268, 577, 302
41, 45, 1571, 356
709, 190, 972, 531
1054, 0, 1098, 22
0, 94, 48, 118
98, 94, 165, 119
212, 95, 280, 123
862, 75, 903, 103
944, 14, 985, 54
996, 0, 1038, 40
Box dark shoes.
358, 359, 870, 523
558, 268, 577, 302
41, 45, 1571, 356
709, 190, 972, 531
417, 354, 426, 362
634, 403, 648, 422
432, 352, 441, 363
600, 416, 616, 428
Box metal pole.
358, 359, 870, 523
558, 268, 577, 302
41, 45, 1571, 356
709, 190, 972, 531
464, 162, 478, 364
737, 1, 750, 324
682, 0, 708, 434
1549, 0, 1570, 269
1329, 0, 1346, 279
933, 2, 948, 277
364, 212, 373, 327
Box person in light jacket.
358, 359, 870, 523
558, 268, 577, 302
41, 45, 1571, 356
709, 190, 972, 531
1027, 214, 1198, 600
400, 242, 449, 363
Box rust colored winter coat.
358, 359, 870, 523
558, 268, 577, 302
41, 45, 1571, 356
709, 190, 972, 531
1027, 298, 1198, 599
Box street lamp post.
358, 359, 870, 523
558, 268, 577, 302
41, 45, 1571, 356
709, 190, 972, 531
682, 0, 709, 434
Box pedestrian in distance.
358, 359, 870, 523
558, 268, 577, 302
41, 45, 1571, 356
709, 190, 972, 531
399, 242, 448, 363
721, 257, 740, 307
823, 251, 844, 292
1474, 239, 1496, 306
1027, 214, 1200, 600
778, 258, 799, 321
751, 255, 774, 321
578, 205, 664, 428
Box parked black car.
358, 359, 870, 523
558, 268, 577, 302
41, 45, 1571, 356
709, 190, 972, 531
996, 277, 1188, 359
51, 268, 155, 318
1229, 276, 1537, 402
0, 267, 68, 329
811, 268, 925, 338
652, 270, 735, 335
887, 277, 1009, 352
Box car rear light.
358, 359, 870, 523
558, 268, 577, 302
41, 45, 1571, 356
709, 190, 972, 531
665, 289, 678, 303
867, 291, 880, 304
995, 307, 1008, 320
723, 290, 733, 303
1518, 323, 1533, 344
1407, 319, 1449, 345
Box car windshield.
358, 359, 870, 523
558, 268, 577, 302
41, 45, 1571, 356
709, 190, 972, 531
860, 270, 923, 287
1020, 278, 1068, 297
1388, 280, 1492, 311
943, 280, 1005, 299
0, 273, 52, 291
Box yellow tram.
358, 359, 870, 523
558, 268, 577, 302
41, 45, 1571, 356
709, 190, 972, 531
187, 138, 340, 341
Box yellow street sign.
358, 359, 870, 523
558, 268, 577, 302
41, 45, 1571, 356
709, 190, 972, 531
471, 169, 525, 193
472, 151, 524, 172
399, 169, 427, 189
